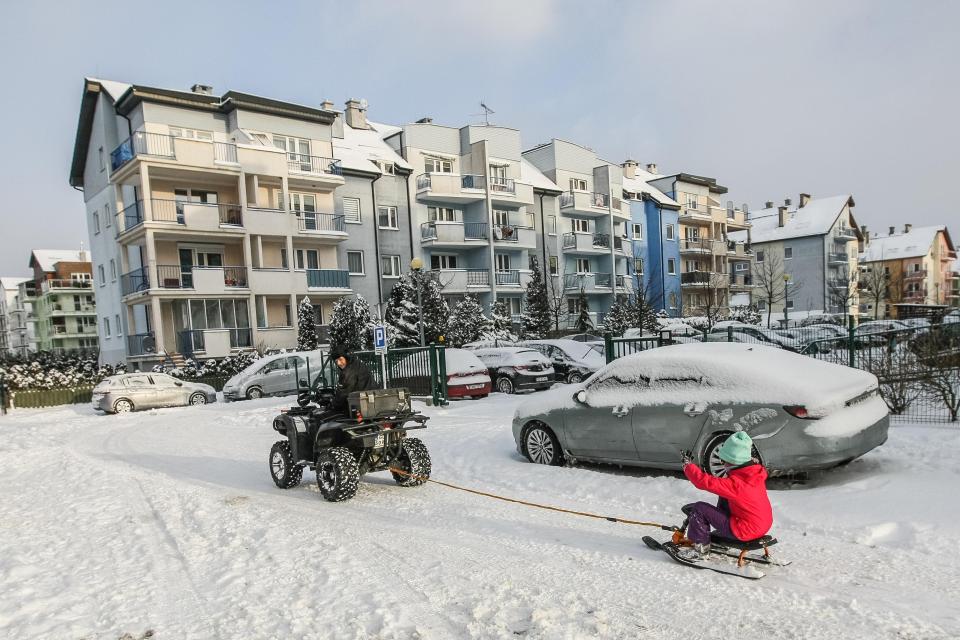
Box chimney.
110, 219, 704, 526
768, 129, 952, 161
799, 193, 811, 208
320, 99, 334, 111
784, 197, 792, 207
344, 98, 369, 130
416, 117, 433, 124
778, 206, 787, 228
904, 223, 912, 234
190, 84, 213, 95
743, 203, 750, 220
765, 201, 774, 209
860, 225, 868, 245
645, 162, 658, 174
889, 226, 896, 236
621, 159, 638, 179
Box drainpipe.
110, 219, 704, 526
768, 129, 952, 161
607, 176, 616, 313
369, 173, 384, 306
538, 191, 549, 281
398, 130, 416, 266
659, 204, 666, 315
482, 142, 497, 307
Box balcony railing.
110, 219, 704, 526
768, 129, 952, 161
563, 272, 612, 290
230, 328, 253, 349
493, 225, 523, 242
177, 329, 205, 356
467, 269, 489, 286
213, 142, 238, 163
488, 177, 515, 194
287, 154, 342, 176
41, 279, 93, 293
116, 201, 144, 236
730, 274, 754, 288
222, 266, 248, 288
127, 332, 157, 356
157, 265, 188, 289
495, 270, 521, 286
461, 174, 485, 189
680, 239, 713, 253
904, 269, 928, 280
421, 223, 439, 240
835, 228, 858, 241
306, 269, 350, 289
559, 191, 610, 210
120, 267, 150, 296
464, 222, 488, 240
110, 132, 175, 172
828, 252, 850, 263
681, 271, 718, 286
297, 212, 345, 233
149, 199, 243, 226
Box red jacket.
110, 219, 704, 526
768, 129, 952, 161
683, 462, 772, 541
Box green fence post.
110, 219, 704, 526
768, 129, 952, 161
437, 345, 448, 405
848, 315, 856, 368
428, 344, 439, 405
727, 326, 734, 342
604, 332, 614, 364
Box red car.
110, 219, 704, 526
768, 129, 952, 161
444, 348, 492, 399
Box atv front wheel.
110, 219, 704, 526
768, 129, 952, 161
316, 447, 361, 501
391, 437, 432, 487
269, 441, 303, 489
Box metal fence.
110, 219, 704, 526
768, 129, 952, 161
354, 345, 448, 405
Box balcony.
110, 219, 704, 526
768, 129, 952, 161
306, 269, 350, 291
420, 221, 489, 245
904, 269, 928, 280
834, 228, 858, 242
730, 274, 754, 290
678, 206, 713, 225
127, 332, 157, 357
154, 265, 249, 292
177, 328, 253, 357
429, 268, 491, 292
120, 267, 150, 296
492, 225, 535, 247
563, 272, 613, 291
150, 199, 243, 228
828, 252, 850, 265
297, 212, 345, 234
681, 271, 728, 288
241, 208, 346, 240
562, 232, 616, 255
41, 279, 93, 294
49, 304, 96, 316
110, 132, 175, 172
495, 269, 522, 287
724, 209, 750, 229
727, 241, 752, 259
615, 274, 634, 293
679, 239, 715, 255
116, 201, 145, 236
416, 173, 487, 204
827, 278, 853, 289
559, 191, 616, 217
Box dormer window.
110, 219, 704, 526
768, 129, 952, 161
376, 161, 396, 175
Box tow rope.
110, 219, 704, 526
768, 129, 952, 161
388, 467, 675, 531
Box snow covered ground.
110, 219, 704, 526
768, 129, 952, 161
1, 394, 958, 639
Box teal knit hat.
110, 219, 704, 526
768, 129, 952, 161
718, 431, 753, 465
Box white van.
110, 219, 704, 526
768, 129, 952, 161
222, 350, 329, 401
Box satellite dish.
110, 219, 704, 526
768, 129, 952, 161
359, 98, 368, 110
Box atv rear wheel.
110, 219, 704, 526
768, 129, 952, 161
316, 447, 361, 501
269, 441, 303, 489
391, 437, 432, 486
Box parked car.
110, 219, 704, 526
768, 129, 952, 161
909, 321, 960, 367
512, 343, 889, 476
461, 339, 521, 350
565, 333, 603, 343
443, 348, 492, 399
854, 320, 910, 348
472, 347, 555, 394
92, 373, 217, 414
898, 317, 931, 333
523, 339, 605, 384
705, 324, 802, 351
800, 314, 843, 327
222, 350, 327, 401
782, 326, 836, 354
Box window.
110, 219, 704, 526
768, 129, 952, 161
496, 254, 512, 271
280, 248, 289, 270
115, 314, 122, 337
97, 265, 105, 285
667, 258, 676, 275
425, 157, 452, 173
665, 224, 675, 240
381, 255, 401, 277
273, 135, 311, 159
170, 127, 213, 141
735, 262, 748, 272
378, 206, 398, 229
548, 215, 557, 235
109, 259, 116, 281
786, 300, 794, 310
634, 258, 644, 275
575, 259, 590, 273
295, 249, 320, 270
493, 209, 510, 226
289, 193, 317, 213
347, 251, 364, 275
428, 206, 457, 222
669, 292, 678, 309
549, 256, 558, 275
104, 204, 111, 227
912, 263, 921, 272
569, 178, 587, 192
686, 193, 698, 209
98, 147, 105, 171
376, 161, 395, 175
756, 250, 765, 263
632, 223, 643, 240
784, 246, 793, 260
503, 297, 521, 316
102, 316, 111, 338
573, 218, 590, 233
757, 300, 767, 310
430, 254, 458, 270
93, 211, 100, 234
343, 197, 361, 223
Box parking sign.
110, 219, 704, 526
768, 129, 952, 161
373, 325, 387, 354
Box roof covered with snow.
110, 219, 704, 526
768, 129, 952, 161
88, 77, 132, 102
730, 195, 855, 244
520, 158, 560, 192
860, 225, 948, 263
333, 120, 412, 175
29, 250, 91, 272
0, 276, 30, 291
621, 169, 680, 208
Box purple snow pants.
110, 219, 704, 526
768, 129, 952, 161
683, 501, 734, 544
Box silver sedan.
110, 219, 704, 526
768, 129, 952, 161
92, 373, 217, 414
512, 343, 889, 476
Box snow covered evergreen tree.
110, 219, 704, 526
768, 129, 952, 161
603, 299, 633, 335
297, 297, 319, 351
574, 290, 593, 332
483, 300, 518, 345
384, 271, 450, 347
447, 294, 490, 347
384, 277, 420, 347
329, 295, 375, 352
729, 304, 762, 326
521, 257, 551, 339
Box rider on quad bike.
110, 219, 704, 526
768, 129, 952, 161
328, 346, 377, 412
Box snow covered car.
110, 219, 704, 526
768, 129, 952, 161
511, 343, 889, 476
92, 373, 216, 414
472, 347, 554, 394
705, 325, 802, 351
523, 339, 605, 384
222, 350, 327, 401
443, 348, 492, 399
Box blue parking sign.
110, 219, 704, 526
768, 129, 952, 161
373, 325, 387, 353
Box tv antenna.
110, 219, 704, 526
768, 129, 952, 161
472, 101, 495, 126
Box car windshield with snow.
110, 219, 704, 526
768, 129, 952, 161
439, 348, 491, 399
523, 339, 605, 384
472, 347, 555, 394
511, 343, 889, 475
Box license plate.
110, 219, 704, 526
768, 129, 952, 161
466, 384, 484, 390
536, 376, 548, 382
373, 434, 385, 448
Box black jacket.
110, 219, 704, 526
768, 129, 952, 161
332, 358, 375, 410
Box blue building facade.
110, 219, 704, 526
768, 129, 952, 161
626, 197, 682, 317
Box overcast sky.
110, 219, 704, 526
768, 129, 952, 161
1, 0, 957, 275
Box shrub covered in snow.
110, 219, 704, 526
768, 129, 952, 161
0, 351, 125, 391
521, 257, 552, 339
151, 352, 261, 380
297, 297, 319, 351
447, 294, 491, 347
329, 295, 374, 352
729, 305, 762, 326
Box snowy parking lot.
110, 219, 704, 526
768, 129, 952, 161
1, 394, 958, 639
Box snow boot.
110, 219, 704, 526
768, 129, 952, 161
677, 543, 711, 562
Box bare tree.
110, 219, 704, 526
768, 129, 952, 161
859, 263, 903, 320
543, 265, 567, 332
827, 267, 859, 324
752, 253, 803, 328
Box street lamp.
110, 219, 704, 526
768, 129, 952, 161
783, 273, 791, 326
410, 258, 426, 346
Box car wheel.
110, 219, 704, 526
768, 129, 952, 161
189, 392, 207, 406
316, 447, 361, 502
246, 386, 263, 400
522, 422, 564, 466
269, 441, 303, 489
497, 376, 516, 394
702, 432, 763, 478
113, 398, 134, 414
567, 371, 583, 384
391, 438, 432, 487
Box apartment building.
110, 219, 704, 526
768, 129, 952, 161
27, 250, 99, 354
0, 277, 30, 355
6, 280, 38, 356
70, 78, 354, 366
951, 258, 960, 309
859, 224, 957, 318
331, 100, 414, 312
731, 194, 862, 322
646, 172, 752, 315
389, 120, 543, 319
620, 161, 682, 316
522, 139, 632, 327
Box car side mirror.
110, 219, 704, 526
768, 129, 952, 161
174, 381, 183, 387
573, 389, 588, 405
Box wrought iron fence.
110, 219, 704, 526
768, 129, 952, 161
354, 345, 448, 404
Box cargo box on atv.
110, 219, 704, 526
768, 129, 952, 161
348, 387, 411, 420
